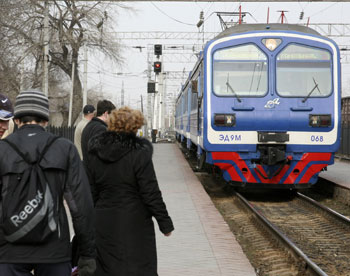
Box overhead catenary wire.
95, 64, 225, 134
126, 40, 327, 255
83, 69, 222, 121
150, 2, 196, 26
88, 60, 147, 79
309, 2, 339, 18
88, 75, 147, 91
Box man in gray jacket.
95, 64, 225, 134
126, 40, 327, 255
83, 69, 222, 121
74, 104, 95, 159
0, 90, 95, 276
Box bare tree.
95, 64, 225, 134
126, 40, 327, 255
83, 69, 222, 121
0, 1, 23, 101
0, 0, 127, 125
0, 1, 44, 95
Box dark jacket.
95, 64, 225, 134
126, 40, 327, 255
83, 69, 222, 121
0, 124, 95, 263
81, 117, 107, 164
87, 131, 174, 276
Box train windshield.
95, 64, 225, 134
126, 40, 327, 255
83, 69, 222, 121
213, 44, 268, 97
276, 44, 332, 98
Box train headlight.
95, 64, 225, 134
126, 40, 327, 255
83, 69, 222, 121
262, 38, 281, 51
309, 114, 332, 127
214, 114, 236, 127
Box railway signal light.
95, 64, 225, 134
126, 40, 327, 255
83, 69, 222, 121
147, 81, 156, 93
154, 44, 162, 56
154, 61, 162, 73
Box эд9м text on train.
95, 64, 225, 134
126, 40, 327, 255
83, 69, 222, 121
175, 24, 341, 189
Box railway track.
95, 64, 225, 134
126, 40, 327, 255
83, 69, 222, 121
237, 192, 350, 276
181, 146, 350, 275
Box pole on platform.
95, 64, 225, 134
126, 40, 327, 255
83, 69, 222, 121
141, 95, 144, 113
121, 81, 125, 106
152, 74, 158, 132
158, 73, 162, 132
68, 60, 75, 127
83, 43, 88, 110
162, 75, 167, 132
147, 49, 152, 136
43, 0, 49, 96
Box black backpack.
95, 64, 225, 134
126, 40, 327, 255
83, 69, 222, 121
1, 136, 59, 244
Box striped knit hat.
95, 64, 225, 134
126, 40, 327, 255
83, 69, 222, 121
14, 90, 49, 121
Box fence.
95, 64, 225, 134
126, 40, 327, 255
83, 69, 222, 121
47, 126, 75, 143
338, 97, 350, 159
338, 122, 350, 158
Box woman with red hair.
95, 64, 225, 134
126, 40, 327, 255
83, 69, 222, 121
87, 107, 174, 276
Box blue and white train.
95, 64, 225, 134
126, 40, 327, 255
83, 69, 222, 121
175, 23, 341, 188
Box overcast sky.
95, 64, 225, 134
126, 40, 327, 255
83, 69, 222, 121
84, 1, 350, 108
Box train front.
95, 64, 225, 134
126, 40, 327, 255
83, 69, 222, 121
203, 25, 341, 188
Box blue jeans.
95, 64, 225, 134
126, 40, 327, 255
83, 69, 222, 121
0, 262, 71, 276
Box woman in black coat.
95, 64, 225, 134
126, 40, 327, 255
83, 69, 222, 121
87, 107, 174, 276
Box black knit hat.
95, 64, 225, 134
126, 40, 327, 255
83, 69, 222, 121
14, 90, 49, 121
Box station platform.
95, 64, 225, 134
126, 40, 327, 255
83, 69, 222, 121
153, 143, 256, 276
319, 158, 350, 189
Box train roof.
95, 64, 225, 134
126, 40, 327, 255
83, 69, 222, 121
214, 23, 321, 40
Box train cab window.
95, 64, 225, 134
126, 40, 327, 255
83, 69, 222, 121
276, 44, 332, 98
213, 44, 268, 97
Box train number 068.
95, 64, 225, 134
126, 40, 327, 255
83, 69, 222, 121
311, 135, 324, 142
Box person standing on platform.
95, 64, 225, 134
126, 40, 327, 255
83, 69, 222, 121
0, 90, 96, 276
87, 106, 174, 276
81, 100, 115, 164
74, 104, 95, 159
0, 94, 14, 139
2, 119, 15, 139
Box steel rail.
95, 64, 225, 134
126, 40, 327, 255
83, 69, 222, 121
297, 192, 350, 225
235, 192, 328, 276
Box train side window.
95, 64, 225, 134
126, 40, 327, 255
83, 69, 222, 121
213, 44, 268, 97
184, 89, 189, 114
276, 44, 332, 98
191, 89, 198, 111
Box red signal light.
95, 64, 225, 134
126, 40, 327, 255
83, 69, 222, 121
154, 61, 162, 73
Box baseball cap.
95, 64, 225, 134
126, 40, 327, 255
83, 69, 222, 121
0, 94, 14, 121
83, 104, 95, 114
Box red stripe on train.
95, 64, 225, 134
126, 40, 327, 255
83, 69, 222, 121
215, 162, 242, 182
211, 152, 331, 184
284, 153, 331, 184
212, 152, 258, 183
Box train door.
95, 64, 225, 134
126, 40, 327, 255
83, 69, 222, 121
198, 63, 204, 136
180, 93, 185, 140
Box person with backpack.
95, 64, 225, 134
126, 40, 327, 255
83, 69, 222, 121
0, 90, 96, 276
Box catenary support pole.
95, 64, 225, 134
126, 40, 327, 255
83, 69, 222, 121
83, 43, 88, 110
68, 60, 75, 127
43, 0, 49, 97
